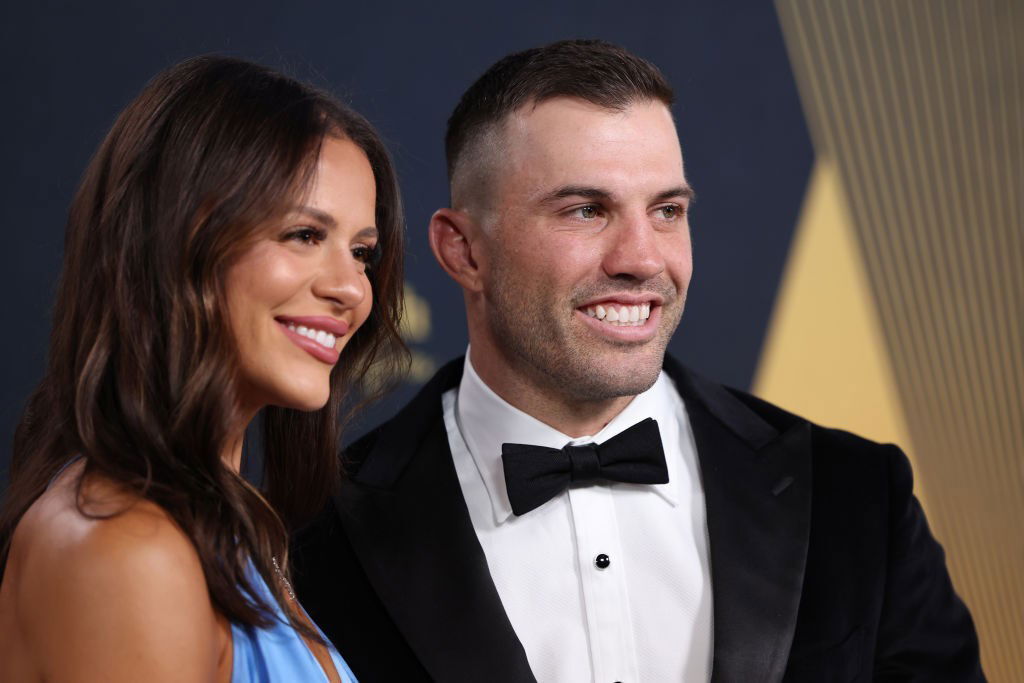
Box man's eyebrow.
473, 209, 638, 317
653, 185, 696, 203
539, 185, 696, 205
540, 186, 615, 203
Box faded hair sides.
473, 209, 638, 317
445, 38, 675, 200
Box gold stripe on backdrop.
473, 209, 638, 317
767, 1, 1023, 680
753, 158, 922, 502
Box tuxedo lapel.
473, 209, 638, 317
336, 358, 536, 683
334, 355, 808, 682
668, 359, 812, 683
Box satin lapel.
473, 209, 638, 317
669, 360, 812, 683
336, 358, 536, 683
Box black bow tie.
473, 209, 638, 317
501, 418, 669, 516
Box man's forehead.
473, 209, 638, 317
505, 98, 680, 160
452, 97, 683, 212
499, 98, 685, 195
505, 95, 675, 135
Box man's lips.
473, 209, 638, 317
576, 303, 661, 341
577, 293, 661, 327
577, 292, 664, 308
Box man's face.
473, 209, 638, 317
474, 97, 692, 403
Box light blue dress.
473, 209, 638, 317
231, 560, 357, 682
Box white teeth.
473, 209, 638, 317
284, 321, 339, 350
584, 302, 654, 327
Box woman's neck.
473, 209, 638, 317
221, 433, 244, 474
223, 402, 260, 474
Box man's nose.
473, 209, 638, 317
314, 249, 368, 310
601, 212, 666, 281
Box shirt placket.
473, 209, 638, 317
568, 484, 640, 683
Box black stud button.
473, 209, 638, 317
595, 553, 611, 569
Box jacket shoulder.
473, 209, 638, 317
671, 357, 903, 480
342, 424, 384, 477
720, 383, 896, 456
341, 356, 465, 483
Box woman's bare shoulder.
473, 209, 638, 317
12, 460, 198, 584
5, 461, 230, 682
16, 461, 176, 545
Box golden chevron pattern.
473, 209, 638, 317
753, 158, 924, 502
765, 1, 1023, 680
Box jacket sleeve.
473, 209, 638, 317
874, 446, 986, 681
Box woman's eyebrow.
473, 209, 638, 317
291, 205, 337, 228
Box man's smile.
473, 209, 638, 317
575, 301, 662, 342
583, 301, 651, 326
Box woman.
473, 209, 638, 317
0, 56, 406, 681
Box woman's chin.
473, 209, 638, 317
268, 383, 332, 413
282, 394, 331, 413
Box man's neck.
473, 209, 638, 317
468, 347, 636, 438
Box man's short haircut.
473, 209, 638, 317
445, 39, 675, 201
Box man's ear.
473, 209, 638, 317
429, 208, 484, 292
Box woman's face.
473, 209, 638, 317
226, 136, 377, 414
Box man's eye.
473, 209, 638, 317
570, 205, 601, 220
657, 205, 685, 220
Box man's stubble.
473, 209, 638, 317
483, 254, 685, 407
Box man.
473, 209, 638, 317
293, 40, 983, 682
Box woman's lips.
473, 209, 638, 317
277, 320, 341, 364
275, 315, 350, 337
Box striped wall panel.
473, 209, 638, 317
769, 1, 1023, 679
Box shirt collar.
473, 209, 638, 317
455, 350, 681, 524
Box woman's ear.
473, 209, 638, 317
428, 208, 484, 292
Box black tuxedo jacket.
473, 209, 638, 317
293, 356, 984, 682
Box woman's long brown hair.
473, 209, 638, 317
0, 56, 406, 633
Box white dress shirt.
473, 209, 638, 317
442, 354, 713, 683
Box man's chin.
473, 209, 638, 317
556, 348, 665, 402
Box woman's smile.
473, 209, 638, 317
275, 315, 351, 364
226, 137, 377, 413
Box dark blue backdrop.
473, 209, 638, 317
0, 0, 812, 490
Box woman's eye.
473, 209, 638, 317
285, 227, 326, 244
352, 244, 381, 270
